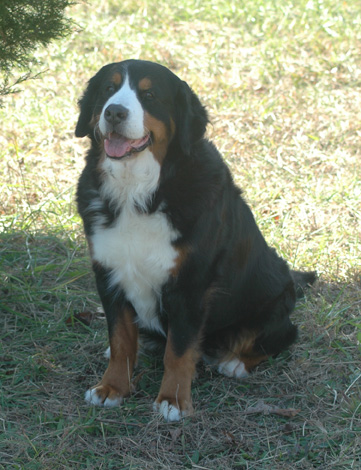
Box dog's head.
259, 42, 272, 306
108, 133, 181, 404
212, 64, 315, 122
75, 60, 208, 161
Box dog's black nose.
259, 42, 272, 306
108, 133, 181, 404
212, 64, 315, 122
104, 104, 129, 124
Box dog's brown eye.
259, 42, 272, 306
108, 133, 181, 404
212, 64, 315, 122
105, 84, 115, 94
142, 90, 155, 101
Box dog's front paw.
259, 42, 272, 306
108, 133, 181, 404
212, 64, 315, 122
153, 400, 190, 422
85, 385, 124, 408
153, 395, 193, 422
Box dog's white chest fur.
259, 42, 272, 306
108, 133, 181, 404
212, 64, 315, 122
90, 151, 178, 334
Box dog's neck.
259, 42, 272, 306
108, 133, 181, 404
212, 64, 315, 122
99, 149, 161, 213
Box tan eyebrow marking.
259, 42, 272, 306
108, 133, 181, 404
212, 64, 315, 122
139, 77, 152, 90
112, 72, 122, 85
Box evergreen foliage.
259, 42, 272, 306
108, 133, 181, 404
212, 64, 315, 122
0, 0, 73, 96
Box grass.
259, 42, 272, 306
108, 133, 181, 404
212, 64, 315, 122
1, 0, 360, 468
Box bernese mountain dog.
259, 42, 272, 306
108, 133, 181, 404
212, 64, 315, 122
75, 59, 316, 422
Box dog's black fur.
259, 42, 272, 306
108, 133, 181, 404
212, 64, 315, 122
75, 60, 316, 420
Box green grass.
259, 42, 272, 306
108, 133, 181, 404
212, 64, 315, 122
1, 0, 361, 468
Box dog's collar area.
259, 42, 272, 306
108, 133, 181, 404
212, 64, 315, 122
104, 132, 151, 159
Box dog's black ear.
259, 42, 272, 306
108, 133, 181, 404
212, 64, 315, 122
175, 81, 208, 155
75, 73, 100, 137
75, 65, 112, 138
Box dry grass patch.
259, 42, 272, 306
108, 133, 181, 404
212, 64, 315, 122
1, 0, 360, 469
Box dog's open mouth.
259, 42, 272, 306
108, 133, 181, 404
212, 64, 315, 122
104, 133, 151, 159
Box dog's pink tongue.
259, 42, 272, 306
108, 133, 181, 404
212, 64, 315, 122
104, 135, 132, 158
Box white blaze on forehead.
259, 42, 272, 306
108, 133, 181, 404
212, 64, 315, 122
99, 73, 145, 139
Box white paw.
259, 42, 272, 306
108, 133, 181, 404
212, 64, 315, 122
103, 346, 111, 359
153, 400, 184, 422
217, 358, 249, 379
84, 388, 123, 408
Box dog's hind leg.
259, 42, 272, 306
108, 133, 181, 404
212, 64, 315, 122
206, 329, 269, 379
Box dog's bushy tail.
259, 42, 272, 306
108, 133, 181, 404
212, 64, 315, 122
291, 270, 317, 298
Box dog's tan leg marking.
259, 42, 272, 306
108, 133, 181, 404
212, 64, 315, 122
154, 332, 200, 422
85, 306, 138, 407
